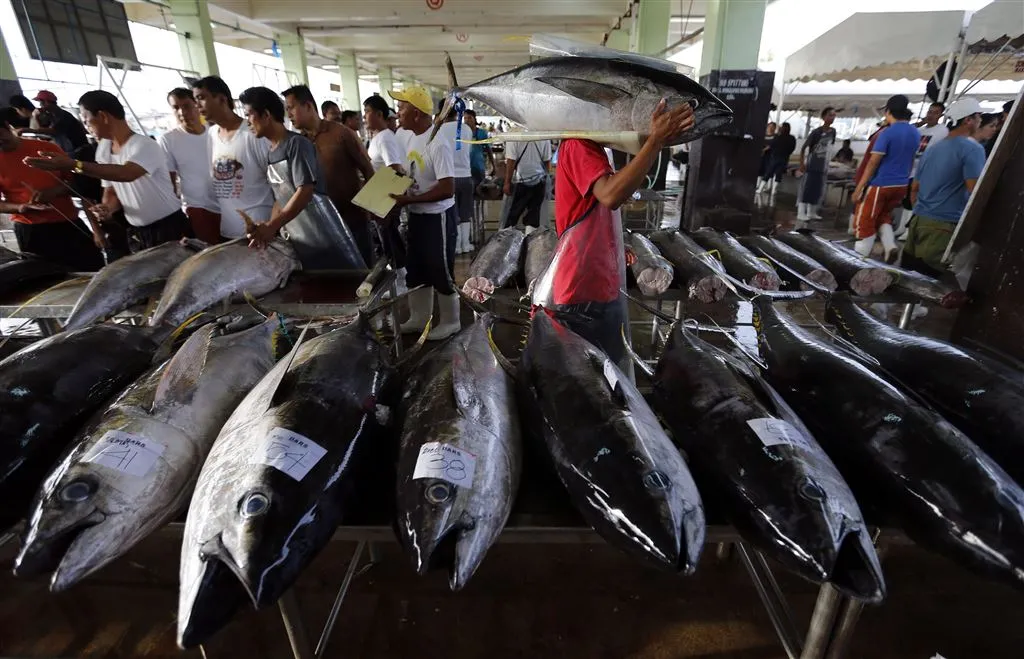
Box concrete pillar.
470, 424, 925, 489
277, 32, 308, 86
0, 27, 22, 99
168, 0, 219, 77
334, 51, 361, 111
632, 0, 672, 55
699, 0, 767, 76
377, 66, 395, 96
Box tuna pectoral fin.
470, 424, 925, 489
828, 531, 886, 603
535, 76, 631, 107
177, 556, 250, 649
153, 323, 216, 408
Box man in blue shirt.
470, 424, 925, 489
851, 95, 920, 262
903, 98, 986, 277
463, 109, 491, 245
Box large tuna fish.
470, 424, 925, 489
64, 239, 206, 331
518, 310, 705, 572
14, 317, 283, 590
395, 314, 521, 589
650, 230, 730, 303
648, 321, 884, 600
177, 312, 395, 648
826, 293, 1024, 484
462, 228, 525, 302
691, 229, 781, 291
0, 325, 157, 532
754, 298, 1024, 589
775, 231, 894, 296
736, 234, 838, 292
149, 239, 300, 330
626, 231, 674, 297
0, 250, 67, 297
522, 228, 557, 293
450, 56, 732, 145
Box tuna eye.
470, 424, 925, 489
425, 482, 452, 504
60, 481, 92, 503
643, 471, 671, 491
798, 479, 825, 502
240, 492, 270, 518
689, 99, 699, 110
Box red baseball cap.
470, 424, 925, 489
33, 90, 57, 103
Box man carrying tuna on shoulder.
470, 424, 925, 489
532, 100, 695, 366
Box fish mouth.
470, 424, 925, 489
177, 551, 251, 649
14, 509, 105, 587
198, 535, 261, 607
827, 531, 887, 603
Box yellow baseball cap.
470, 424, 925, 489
388, 86, 433, 116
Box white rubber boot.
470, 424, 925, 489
756, 178, 767, 194
454, 224, 466, 255
461, 223, 473, 252
394, 267, 408, 295
399, 286, 434, 334
808, 205, 823, 219
847, 213, 856, 236
796, 203, 809, 221
878, 223, 899, 264
769, 179, 778, 197
854, 235, 876, 257
427, 292, 461, 341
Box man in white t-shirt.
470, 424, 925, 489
192, 76, 274, 240
24, 90, 190, 253
388, 85, 459, 341
436, 101, 475, 254
362, 94, 408, 283
158, 87, 220, 244
502, 139, 552, 232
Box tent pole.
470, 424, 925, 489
937, 50, 956, 104
947, 36, 970, 101
775, 63, 787, 125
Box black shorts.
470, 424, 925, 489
14, 220, 104, 271
551, 297, 627, 365
126, 210, 193, 253
406, 207, 457, 295
503, 179, 546, 229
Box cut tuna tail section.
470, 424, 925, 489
429, 52, 460, 143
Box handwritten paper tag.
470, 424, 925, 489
255, 427, 328, 481
413, 442, 476, 489
747, 418, 815, 453
85, 430, 165, 478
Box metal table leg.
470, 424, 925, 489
314, 540, 367, 659
737, 543, 803, 659
800, 585, 844, 659
898, 303, 916, 329
822, 597, 866, 659
278, 590, 313, 659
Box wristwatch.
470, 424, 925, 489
72, 160, 85, 174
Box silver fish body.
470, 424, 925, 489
14, 317, 282, 590
177, 315, 389, 648
149, 239, 300, 329
775, 231, 894, 296
65, 239, 206, 331
458, 56, 732, 144
650, 230, 729, 303
627, 231, 674, 297
736, 234, 838, 292
467, 228, 525, 289
518, 311, 705, 572
395, 314, 521, 590
691, 229, 781, 291
523, 228, 558, 291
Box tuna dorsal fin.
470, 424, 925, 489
153, 323, 216, 408
535, 77, 631, 108
250, 320, 313, 413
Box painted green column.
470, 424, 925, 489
632, 0, 671, 55
606, 27, 630, 51
335, 51, 361, 112
699, 0, 767, 76
277, 32, 308, 86
168, 0, 219, 77
377, 66, 395, 97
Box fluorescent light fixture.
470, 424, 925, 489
670, 16, 706, 23
263, 48, 275, 54
168, 22, 176, 28
323, 64, 339, 70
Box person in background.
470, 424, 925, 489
387, 85, 460, 341
757, 121, 777, 189
464, 109, 492, 246
28, 90, 89, 153
387, 110, 399, 134
340, 110, 361, 133
542, 101, 694, 365
192, 76, 274, 241
915, 101, 948, 154
321, 100, 343, 123
436, 100, 475, 254
976, 113, 1001, 158
363, 94, 408, 287
8, 95, 34, 130
237, 87, 321, 250
797, 106, 837, 222
0, 107, 103, 269
834, 139, 854, 165
24, 91, 190, 253
158, 88, 220, 244
903, 98, 986, 278
502, 139, 552, 233
851, 95, 919, 263
283, 84, 376, 265
756, 122, 796, 197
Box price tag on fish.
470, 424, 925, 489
255, 427, 328, 482
413, 442, 476, 488
84, 430, 165, 478
747, 418, 815, 453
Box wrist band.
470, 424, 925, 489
72, 160, 85, 174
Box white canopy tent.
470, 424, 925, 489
783, 2, 1024, 99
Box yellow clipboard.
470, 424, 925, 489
353, 168, 413, 219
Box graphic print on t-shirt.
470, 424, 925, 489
406, 150, 426, 196
213, 156, 244, 199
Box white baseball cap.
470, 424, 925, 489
947, 98, 984, 122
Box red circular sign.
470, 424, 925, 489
473, 54, 483, 62
426, 0, 443, 9
456, 33, 469, 43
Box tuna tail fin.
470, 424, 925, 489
428, 52, 459, 143
456, 288, 530, 326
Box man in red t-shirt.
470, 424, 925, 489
542, 99, 694, 362
0, 108, 102, 270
